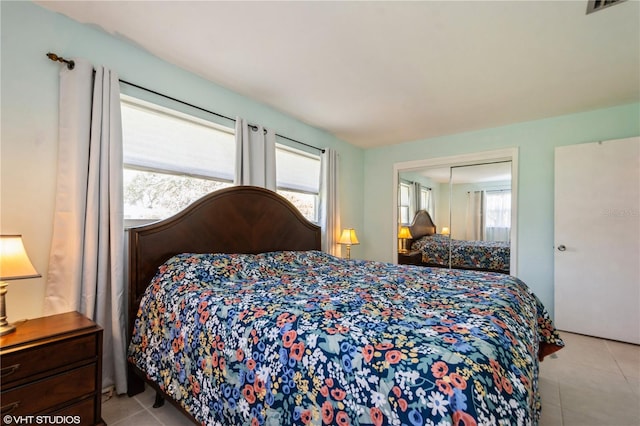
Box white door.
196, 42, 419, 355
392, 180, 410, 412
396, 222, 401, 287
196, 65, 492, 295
554, 137, 640, 344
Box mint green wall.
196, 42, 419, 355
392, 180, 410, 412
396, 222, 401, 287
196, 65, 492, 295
363, 103, 640, 314
0, 1, 363, 321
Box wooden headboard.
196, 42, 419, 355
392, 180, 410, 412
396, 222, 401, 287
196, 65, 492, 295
128, 186, 321, 342
408, 210, 437, 240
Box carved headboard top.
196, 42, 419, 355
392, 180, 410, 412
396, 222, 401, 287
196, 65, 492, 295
408, 210, 437, 240
128, 186, 321, 337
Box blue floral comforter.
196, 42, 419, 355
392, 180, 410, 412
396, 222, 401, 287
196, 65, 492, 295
412, 235, 510, 273
128, 250, 563, 426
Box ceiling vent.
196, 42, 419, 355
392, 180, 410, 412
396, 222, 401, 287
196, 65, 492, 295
586, 0, 626, 14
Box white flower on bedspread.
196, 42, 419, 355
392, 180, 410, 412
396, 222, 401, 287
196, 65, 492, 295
427, 391, 449, 417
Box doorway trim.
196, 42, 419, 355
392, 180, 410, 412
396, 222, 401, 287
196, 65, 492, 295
392, 147, 519, 275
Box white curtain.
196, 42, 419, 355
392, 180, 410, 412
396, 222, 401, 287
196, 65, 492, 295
409, 182, 422, 218
485, 190, 511, 242
44, 59, 127, 394
465, 190, 484, 241
319, 148, 340, 256
234, 117, 276, 190
426, 187, 435, 219
485, 226, 510, 242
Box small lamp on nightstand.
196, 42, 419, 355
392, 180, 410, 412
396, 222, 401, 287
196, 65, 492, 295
398, 226, 413, 253
441, 226, 450, 236
0, 235, 41, 336
338, 228, 359, 260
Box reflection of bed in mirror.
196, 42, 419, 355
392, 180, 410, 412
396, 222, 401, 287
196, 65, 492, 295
407, 210, 510, 274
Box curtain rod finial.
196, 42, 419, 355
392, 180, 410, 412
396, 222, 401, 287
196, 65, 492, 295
46, 52, 74, 70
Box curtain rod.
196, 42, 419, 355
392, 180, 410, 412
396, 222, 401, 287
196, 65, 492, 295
466, 189, 510, 193
399, 178, 432, 191
46, 53, 324, 154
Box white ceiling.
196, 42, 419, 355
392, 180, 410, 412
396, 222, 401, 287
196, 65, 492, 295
37, 0, 640, 149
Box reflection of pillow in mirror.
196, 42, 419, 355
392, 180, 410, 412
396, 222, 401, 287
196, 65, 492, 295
431, 234, 449, 240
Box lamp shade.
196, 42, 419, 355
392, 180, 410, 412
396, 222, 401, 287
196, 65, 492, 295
0, 235, 40, 280
338, 228, 359, 245
442, 227, 450, 235
398, 226, 412, 239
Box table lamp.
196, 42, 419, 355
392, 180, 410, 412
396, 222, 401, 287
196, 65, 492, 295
442, 227, 450, 236
398, 226, 413, 253
0, 235, 41, 336
338, 228, 359, 260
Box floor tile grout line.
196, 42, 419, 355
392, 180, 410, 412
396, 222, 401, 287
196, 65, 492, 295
144, 405, 168, 426
553, 339, 629, 380
604, 338, 634, 380
134, 390, 181, 426
550, 340, 566, 426
605, 338, 640, 391
557, 375, 567, 426
132, 391, 170, 425
102, 390, 157, 425
105, 408, 147, 426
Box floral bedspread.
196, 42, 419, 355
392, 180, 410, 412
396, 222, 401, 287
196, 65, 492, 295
412, 235, 510, 273
128, 250, 563, 426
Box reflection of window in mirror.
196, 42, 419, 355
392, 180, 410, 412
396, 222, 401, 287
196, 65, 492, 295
484, 190, 511, 242
397, 177, 435, 226
450, 161, 512, 242
398, 182, 411, 225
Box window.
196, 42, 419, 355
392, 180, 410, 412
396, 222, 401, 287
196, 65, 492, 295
398, 182, 411, 225
485, 190, 511, 228
484, 189, 511, 242
121, 96, 235, 224
122, 96, 321, 225
398, 181, 431, 225
276, 145, 321, 223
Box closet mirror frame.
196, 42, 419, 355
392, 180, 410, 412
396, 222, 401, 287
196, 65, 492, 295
392, 148, 519, 276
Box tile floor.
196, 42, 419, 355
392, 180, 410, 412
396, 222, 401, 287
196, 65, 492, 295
103, 331, 640, 425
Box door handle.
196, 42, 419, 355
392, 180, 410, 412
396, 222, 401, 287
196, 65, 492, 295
557, 245, 566, 251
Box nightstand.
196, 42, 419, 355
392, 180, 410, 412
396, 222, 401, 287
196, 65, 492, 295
398, 250, 422, 265
0, 311, 105, 426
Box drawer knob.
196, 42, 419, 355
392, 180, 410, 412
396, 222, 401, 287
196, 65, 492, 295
0, 363, 20, 378
1, 401, 20, 415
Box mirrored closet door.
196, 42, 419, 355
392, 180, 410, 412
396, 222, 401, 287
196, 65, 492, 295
395, 149, 517, 275
446, 162, 512, 273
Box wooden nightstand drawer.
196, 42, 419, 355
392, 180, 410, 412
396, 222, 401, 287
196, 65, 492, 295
1, 333, 97, 387
1, 363, 96, 416
0, 312, 105, 426
51, 397, 100, 426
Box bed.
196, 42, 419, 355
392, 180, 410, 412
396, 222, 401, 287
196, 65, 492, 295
408, 210, 511, 274
127, 186, 563, 425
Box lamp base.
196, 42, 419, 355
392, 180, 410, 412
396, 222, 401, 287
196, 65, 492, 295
0, 280, 16, 336
0, 322, 16, 336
